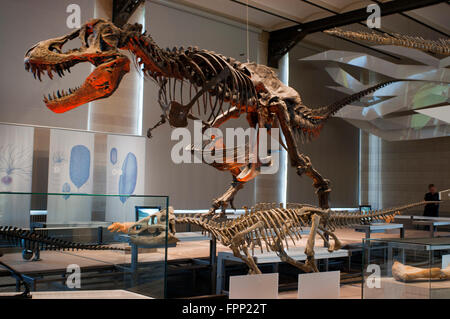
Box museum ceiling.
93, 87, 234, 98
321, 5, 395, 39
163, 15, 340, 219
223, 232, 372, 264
170, 0, 449, 35
168, 0, 449, 141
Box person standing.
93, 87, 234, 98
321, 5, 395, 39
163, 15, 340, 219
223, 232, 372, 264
424, 184, 440, 217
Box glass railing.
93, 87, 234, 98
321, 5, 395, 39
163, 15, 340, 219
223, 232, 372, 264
0, 192, 169, 298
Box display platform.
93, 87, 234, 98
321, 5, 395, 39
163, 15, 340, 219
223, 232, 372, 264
364, 277, 450, 299
0, 289, 152, 299
216, 248, 350, 295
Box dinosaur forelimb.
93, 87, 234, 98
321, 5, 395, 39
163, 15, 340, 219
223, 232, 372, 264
319, 227, 342, 252
272, 238, 314, 272
277, 249, 314, 273
302, 165, 331, 209
232, 247, 262, 275
241, 245, 262, 275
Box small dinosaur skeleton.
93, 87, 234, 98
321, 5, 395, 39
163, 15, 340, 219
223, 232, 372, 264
110, 201, 432, 274
24, 19, 401, 214
324, 28, 450, 56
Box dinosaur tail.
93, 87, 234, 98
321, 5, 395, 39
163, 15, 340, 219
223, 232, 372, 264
324, 28, 450, 56
311, 79, 399, 121
0, 226, 124, 252
330, 200, 440, 228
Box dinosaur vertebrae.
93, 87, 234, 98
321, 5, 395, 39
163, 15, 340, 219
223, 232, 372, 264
0, 226, 124, 252
324, 28, 450, 56
126, 31, 258, 123
326, 200, 432, 231
312, 80, 399, 119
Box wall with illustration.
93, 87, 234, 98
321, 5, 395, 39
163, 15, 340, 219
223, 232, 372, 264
0, 124, 34, 227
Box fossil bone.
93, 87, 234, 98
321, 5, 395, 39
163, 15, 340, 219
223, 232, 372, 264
392, 261, 450, 282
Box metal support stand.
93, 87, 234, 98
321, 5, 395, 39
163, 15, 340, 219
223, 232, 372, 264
210, 237, 217, 294
97, 227, 103, 244
131, 243, 138, 287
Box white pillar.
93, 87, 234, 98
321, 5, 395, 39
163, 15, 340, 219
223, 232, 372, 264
88, 0, 144, 135
253, 49, 288, 206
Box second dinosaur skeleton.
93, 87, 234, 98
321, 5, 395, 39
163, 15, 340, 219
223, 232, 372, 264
324, 28, 450, 56
109, 201, 432, 274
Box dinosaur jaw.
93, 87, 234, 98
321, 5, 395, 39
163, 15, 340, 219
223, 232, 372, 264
24, 56, 130, 113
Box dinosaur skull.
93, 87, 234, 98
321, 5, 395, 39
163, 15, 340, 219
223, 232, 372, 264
124, 207, 179, 246
24, 19, 130, 113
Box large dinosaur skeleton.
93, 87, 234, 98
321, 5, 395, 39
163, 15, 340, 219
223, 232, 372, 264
24, 19, 406, 213
109, 201, 432, 274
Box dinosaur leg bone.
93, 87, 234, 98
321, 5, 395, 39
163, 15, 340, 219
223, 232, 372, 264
230, 220, 265, 274
231, 247, 262, 275
302, 165, 331, 209
316, 229, 332, 251
241, 245, 262, 275
305, 213, 320, 272
319, 227, 342, 252
272, 239, 314, 272
272, 101, 331, 209
208, 177, 245, 215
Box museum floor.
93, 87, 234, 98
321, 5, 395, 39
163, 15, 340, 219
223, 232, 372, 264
1, 228, 449, 298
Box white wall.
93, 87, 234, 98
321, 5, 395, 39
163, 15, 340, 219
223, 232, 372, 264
287, 44, 360, 208
360, 132, 450, 215
143, 1, 261, 209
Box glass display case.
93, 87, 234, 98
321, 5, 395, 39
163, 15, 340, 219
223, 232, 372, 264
362, 237, 450, 299
0, 192, 169, 299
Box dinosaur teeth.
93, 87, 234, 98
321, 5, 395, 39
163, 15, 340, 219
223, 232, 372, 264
47, 67, 53, 80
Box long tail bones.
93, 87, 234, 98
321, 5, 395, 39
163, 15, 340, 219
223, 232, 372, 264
0, 226, 124, 261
